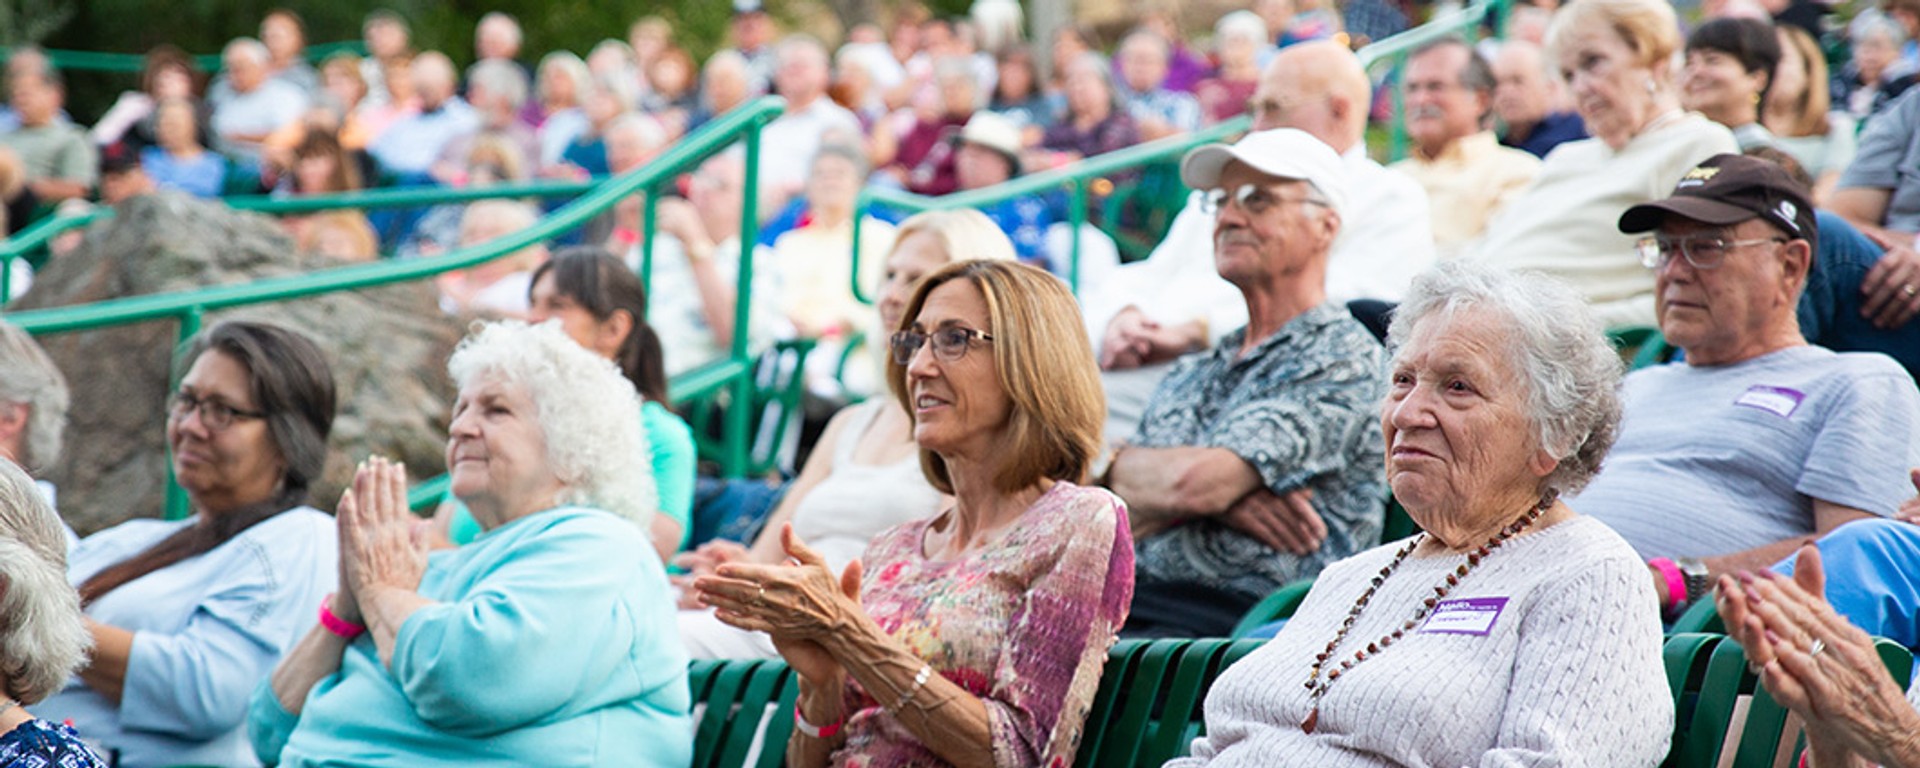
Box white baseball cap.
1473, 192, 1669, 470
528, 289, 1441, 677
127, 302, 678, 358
1180, 128, 1349, 219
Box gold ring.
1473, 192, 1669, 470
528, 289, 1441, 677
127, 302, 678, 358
1904, 285, 1917, 297
754, 584, 767, 607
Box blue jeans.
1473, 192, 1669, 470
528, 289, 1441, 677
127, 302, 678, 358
1776, 518, 1920, 675
689, 476, 789, 550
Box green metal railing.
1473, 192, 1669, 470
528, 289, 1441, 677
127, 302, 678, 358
0, 40, 368, 74
4, 96, 786, 518
1361, 0, 1512, 162
851, 117, 1250, 302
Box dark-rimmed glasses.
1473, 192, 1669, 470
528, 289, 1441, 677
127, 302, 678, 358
168, 392, 267, 430
1198, 184, 1328, 216
889, 327, 994, 365
1637, 235, 1786, 271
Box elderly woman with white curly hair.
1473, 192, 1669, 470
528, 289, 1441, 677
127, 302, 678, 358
0, 457, 105, 765
247, 321, 691, 767
1174, 261, 1673, 765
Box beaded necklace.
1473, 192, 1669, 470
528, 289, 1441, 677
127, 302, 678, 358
1299, 493, 1555, 734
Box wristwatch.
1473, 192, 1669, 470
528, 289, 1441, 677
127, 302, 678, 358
1676, 557, 1712, 605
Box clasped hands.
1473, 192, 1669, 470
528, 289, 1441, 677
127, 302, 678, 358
693, 524, 866, 685
330, 457, 430, 633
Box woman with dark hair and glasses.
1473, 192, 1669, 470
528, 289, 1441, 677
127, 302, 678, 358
695, 260, 1134, 766
35, 321, 338, 768
436, 246, 697, 562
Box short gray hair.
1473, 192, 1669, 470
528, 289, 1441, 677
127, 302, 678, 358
467, 58, 529, 110
536, 52, 592, 106
223, 37, 270, 66
446, 321, 658, 532
1386, 261, 1624, 497
1852, 8, 1909, 46
0, 321, 67, 472
0, 458, 90, 704
1215, 11, 1268, 46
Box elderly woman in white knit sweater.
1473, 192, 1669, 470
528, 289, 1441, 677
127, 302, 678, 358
1172, 261, 1672, 766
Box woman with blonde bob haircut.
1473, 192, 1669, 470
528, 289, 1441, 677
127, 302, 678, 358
0, 458, 106, 763
696, 261, 1134, 766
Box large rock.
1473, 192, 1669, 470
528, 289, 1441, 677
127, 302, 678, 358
11, 192, 463, 534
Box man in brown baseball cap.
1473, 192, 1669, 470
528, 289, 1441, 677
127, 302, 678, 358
1565, 152, 1920, 622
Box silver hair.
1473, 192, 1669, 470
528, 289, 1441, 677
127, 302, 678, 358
447, 321, 658, 532
223, 37, 270, 66
0, 458, 90, 704
1386, 261, 1624, 497
467, 59, 530, 110
704, 49, 749, 79
776, 35, 831, 68
478, 12, 523, 47
0, 321, 67, 472
1121, 29, 1172, 62
1852, 8, 1909, 46
536, 52, 592, 106
1216, 11, 1269, 46
591, 70, 641, 114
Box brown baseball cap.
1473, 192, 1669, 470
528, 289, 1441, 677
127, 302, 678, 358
1618, 153, 1818, 249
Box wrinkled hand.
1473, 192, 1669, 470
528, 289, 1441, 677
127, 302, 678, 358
1716, 547, 1920, 763
1101, 307, 1197, 371
1860, 243, 1920, 329
669, 539, 750, 609
1221, 488, 1325, 556
340, 457, 428, 601
694, 524, 865, 683
654, 197, 708, 245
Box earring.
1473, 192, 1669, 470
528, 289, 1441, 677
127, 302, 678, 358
1645, 77, 1657, 95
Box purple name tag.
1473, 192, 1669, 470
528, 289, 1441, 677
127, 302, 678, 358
1733, 386, 1805, 418
1419, 597, 1509, 636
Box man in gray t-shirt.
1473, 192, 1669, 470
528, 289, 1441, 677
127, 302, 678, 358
1576, 154, 1920, 617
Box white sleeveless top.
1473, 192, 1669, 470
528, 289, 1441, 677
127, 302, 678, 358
789, 399, 945, 570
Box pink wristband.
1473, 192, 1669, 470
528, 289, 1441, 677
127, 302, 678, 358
1649, 558, 1686, 611
318, 594, 366, 639
793, 703, 842, 739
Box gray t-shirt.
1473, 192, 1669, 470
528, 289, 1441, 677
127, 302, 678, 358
1568, 345, 1920, 560
1839, 87, 1920, 232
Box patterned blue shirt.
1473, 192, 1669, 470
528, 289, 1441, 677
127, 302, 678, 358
1121, 87, 1202, 134
0, 720, 108, 768
1130, 303, 1387, 603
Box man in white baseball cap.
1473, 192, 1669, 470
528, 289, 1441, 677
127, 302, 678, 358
1105, 127, 1389, 638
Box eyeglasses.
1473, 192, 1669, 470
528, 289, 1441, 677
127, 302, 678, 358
168, 392, 267, 431
889, 327, 994, 365
1636, 235, 1786, 270
1198, 184, 1328, 216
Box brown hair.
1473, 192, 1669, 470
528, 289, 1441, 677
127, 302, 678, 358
529, 246, 670, 403
140, 44, 202, 97
1773, 25, 1832, 138
292, 129, 362, 192
885, 261, 1105, 494
77, 321, 336, 606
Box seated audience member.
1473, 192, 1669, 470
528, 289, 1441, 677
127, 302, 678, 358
1172, 261, 1670, 765
90, 46, 207, 152
1084, 40, 1433, 439
314, 55, 376, 151
0, 458, 108, 766
695, 260, 1130, 767
297, 211, 379, 261
951, 112, 1054, 268
1490, 39, 1587, 158
358, 55, 418, 142
829, 42, 892, 130
1680, 17, 1783, 150
367, 52, 477, 180
556, 72, 639, 179
594, 114, 670, 247
1041, 52, 1141, 164
96, 146, 154, 206
768, 144, 896, 393
0, 319, 74, 551
1195, 12, 1267, 126
642, 46, 699, 131
357, 11, 411, 107
758, 37, 863, 214
874, 56, 975, 196
985, 45, 1050, 136
530, 52, 591, 167
1138, 10, 1211, 93
1832, 9, 1917, 122
675, 210, 1016, 658
1470, 0, 1737, 327
1390, 38, 1540, 258
250, 322, 690, 767
432, 59, 536, 186
686, 50, 752, 135
207, 38, 308, 166
646, 152, 775, 375
2, 73, 95, 208
1831, 59, 1920, 325
1717, 541, 1920, 767
1110, 129, 1387, 638
260, 10, 319, 97
1571, 154, 1920, 621
435, 199, 546, 317
1766, 26, 1856, 205
1115, 30, 1202, 141
139, 98, 226, 199
437, 247, 696, 561
34, 322, 338, 768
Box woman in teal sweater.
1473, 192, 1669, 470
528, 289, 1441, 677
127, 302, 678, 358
442, 246, 697, 561
249, 320, 691, 766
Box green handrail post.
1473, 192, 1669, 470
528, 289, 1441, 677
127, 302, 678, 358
641, 190, 660, 295
163, 306, 204, 521
728, 121, 767, 478
1067, 180, 1088, 293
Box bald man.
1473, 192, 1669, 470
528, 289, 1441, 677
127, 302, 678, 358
1084, 40, 1434, 441
1491, 40, 1587, 158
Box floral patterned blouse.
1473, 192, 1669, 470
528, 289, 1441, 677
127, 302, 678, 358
0, 719, 108, 768
829, 481, 1135, 767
